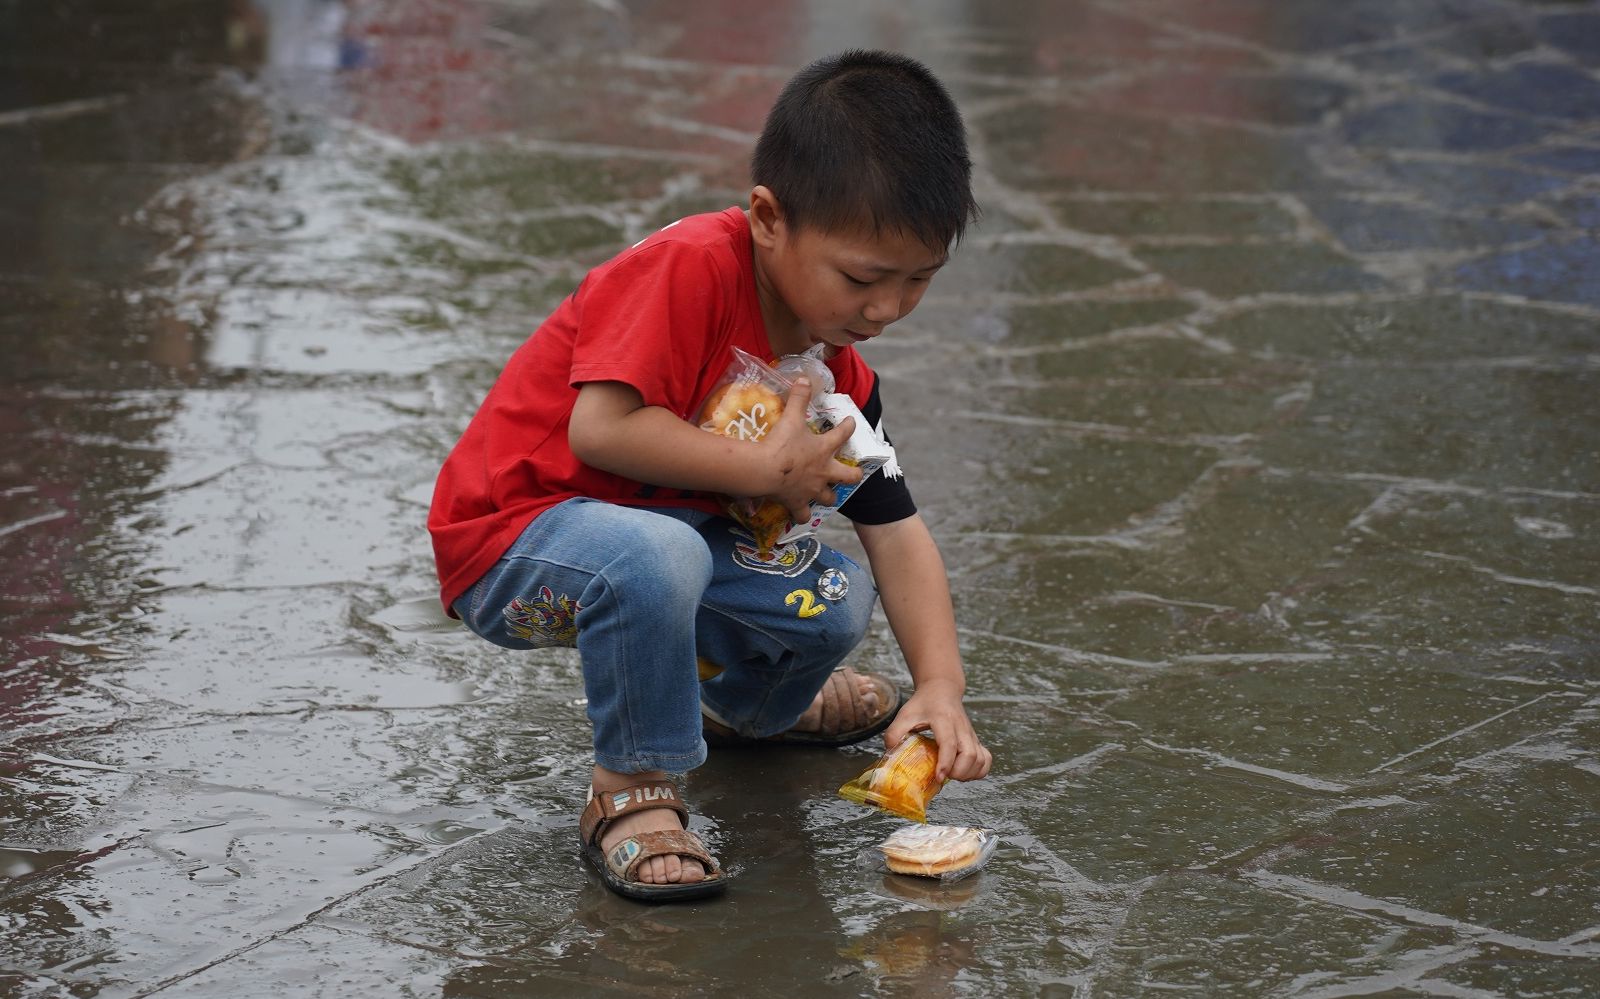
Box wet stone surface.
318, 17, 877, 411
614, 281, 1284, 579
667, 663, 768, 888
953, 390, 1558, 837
3, 0, 1599, 996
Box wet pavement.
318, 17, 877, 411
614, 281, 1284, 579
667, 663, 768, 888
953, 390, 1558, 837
3, 0, 1599, 995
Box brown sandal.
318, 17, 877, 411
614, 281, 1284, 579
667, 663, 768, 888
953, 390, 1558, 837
578, 780, 726, 903
703, 666, 903, 748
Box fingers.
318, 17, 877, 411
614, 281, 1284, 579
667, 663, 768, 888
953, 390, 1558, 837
945, 736, 992, 782
934, 728, 957, 783
784, 376, 814, 418
881, 723, 905, 750
955, 742, 993, 782
829, 459, 864, 487
783, 498, 813, 524
881, 711, 991, 782
927, 717, 991, 783
823, 413, 856, 448
882, 714, 919, 751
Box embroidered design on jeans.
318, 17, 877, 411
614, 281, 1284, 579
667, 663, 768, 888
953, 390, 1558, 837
786, 589, 826, 618
729, 526, 819, 577
817, 568, 849, 601
503, 586, 580, 646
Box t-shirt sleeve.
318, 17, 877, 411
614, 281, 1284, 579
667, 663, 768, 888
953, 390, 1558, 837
567, 241, 728, 416
838, 373, 917, 525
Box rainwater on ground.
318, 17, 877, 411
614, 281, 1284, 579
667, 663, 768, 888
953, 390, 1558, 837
3, 1, 1599, 996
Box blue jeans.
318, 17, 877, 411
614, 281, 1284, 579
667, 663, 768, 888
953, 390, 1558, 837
452, 498, 877, 774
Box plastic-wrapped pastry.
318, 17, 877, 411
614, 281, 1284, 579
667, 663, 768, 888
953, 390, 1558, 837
698, 379, 785, 443
695, 345, 898, 559
877, 825, 997, 880
695, 348, 796, 555
838, 732, 944, 822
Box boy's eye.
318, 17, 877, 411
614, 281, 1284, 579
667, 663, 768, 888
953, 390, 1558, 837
842, 272, 871, 286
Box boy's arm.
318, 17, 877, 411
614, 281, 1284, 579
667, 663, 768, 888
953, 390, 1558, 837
855, 513, 992, 783
569, 377, 861, 520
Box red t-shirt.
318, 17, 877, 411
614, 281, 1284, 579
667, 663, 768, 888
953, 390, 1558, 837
428, 207, 889, 613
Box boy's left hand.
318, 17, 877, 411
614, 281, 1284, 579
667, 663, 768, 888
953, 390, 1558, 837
883, 679, 992, 783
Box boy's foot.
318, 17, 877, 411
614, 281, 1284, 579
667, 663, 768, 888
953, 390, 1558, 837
580, 768, 724, 902
789, 666, 885, 736
599, 803, 705, 885
702, 666, 903, 747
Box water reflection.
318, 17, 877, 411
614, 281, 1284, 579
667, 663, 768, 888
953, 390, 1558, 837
0, 0, 265, 737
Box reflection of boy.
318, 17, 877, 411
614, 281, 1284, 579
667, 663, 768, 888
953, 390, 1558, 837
428, 49, 992, 902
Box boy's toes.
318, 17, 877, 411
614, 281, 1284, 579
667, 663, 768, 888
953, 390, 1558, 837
642, 856, 667, 884
636, 853, 706, 884
658, 854, 681, 884
860, 682, 879, 712
658, 855, 705, 884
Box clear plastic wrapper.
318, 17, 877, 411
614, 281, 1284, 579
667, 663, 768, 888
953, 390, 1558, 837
872, 825, 998, 882
695, 348, 796, 555
773, 345, 836, 393
837, 732, 944, 822
695, 345, 898, 558
696, 346, 793, 443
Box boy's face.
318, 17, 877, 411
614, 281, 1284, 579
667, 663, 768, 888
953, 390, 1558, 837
749, 189, 947, 358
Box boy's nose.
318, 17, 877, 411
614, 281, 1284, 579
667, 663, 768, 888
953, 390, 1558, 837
861, 288, 901, 323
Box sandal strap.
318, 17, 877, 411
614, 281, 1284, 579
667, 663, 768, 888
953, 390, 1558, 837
579, 780, 688, 846
820, 666, 864, 731
603, 828, 722, 883
814, 666, 894, 734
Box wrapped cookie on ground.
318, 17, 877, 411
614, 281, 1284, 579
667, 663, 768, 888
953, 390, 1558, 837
875, 825, 998, 882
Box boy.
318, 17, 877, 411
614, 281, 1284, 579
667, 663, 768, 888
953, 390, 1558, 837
429, 49, 992, 903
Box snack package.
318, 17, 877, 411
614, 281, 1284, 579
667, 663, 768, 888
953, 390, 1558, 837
874, 825, 998, 882
775, 390, 897, 546
696, 348, 797, 555
695, 346, 899, 558
697, 346, 792, 444
838, 732, 944, 822
773, 345, 836, 394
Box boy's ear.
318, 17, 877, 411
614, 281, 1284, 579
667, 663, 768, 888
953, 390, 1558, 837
748, 185, 784, 249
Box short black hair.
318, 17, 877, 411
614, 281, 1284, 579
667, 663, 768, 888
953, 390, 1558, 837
752, 49, 979, 251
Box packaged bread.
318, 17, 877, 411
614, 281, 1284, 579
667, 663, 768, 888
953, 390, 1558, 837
696, 348, 797, 555
876, 825, 998, 881
838, 732, 944, 823
697, 347, 791, 443
697, 346, 899, 558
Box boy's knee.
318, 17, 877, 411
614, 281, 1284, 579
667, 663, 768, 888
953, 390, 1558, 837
595, 514, 713, 608
810, 562, 876, 659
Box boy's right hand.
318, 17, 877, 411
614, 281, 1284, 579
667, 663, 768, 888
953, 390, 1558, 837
762, 377, 863, 523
